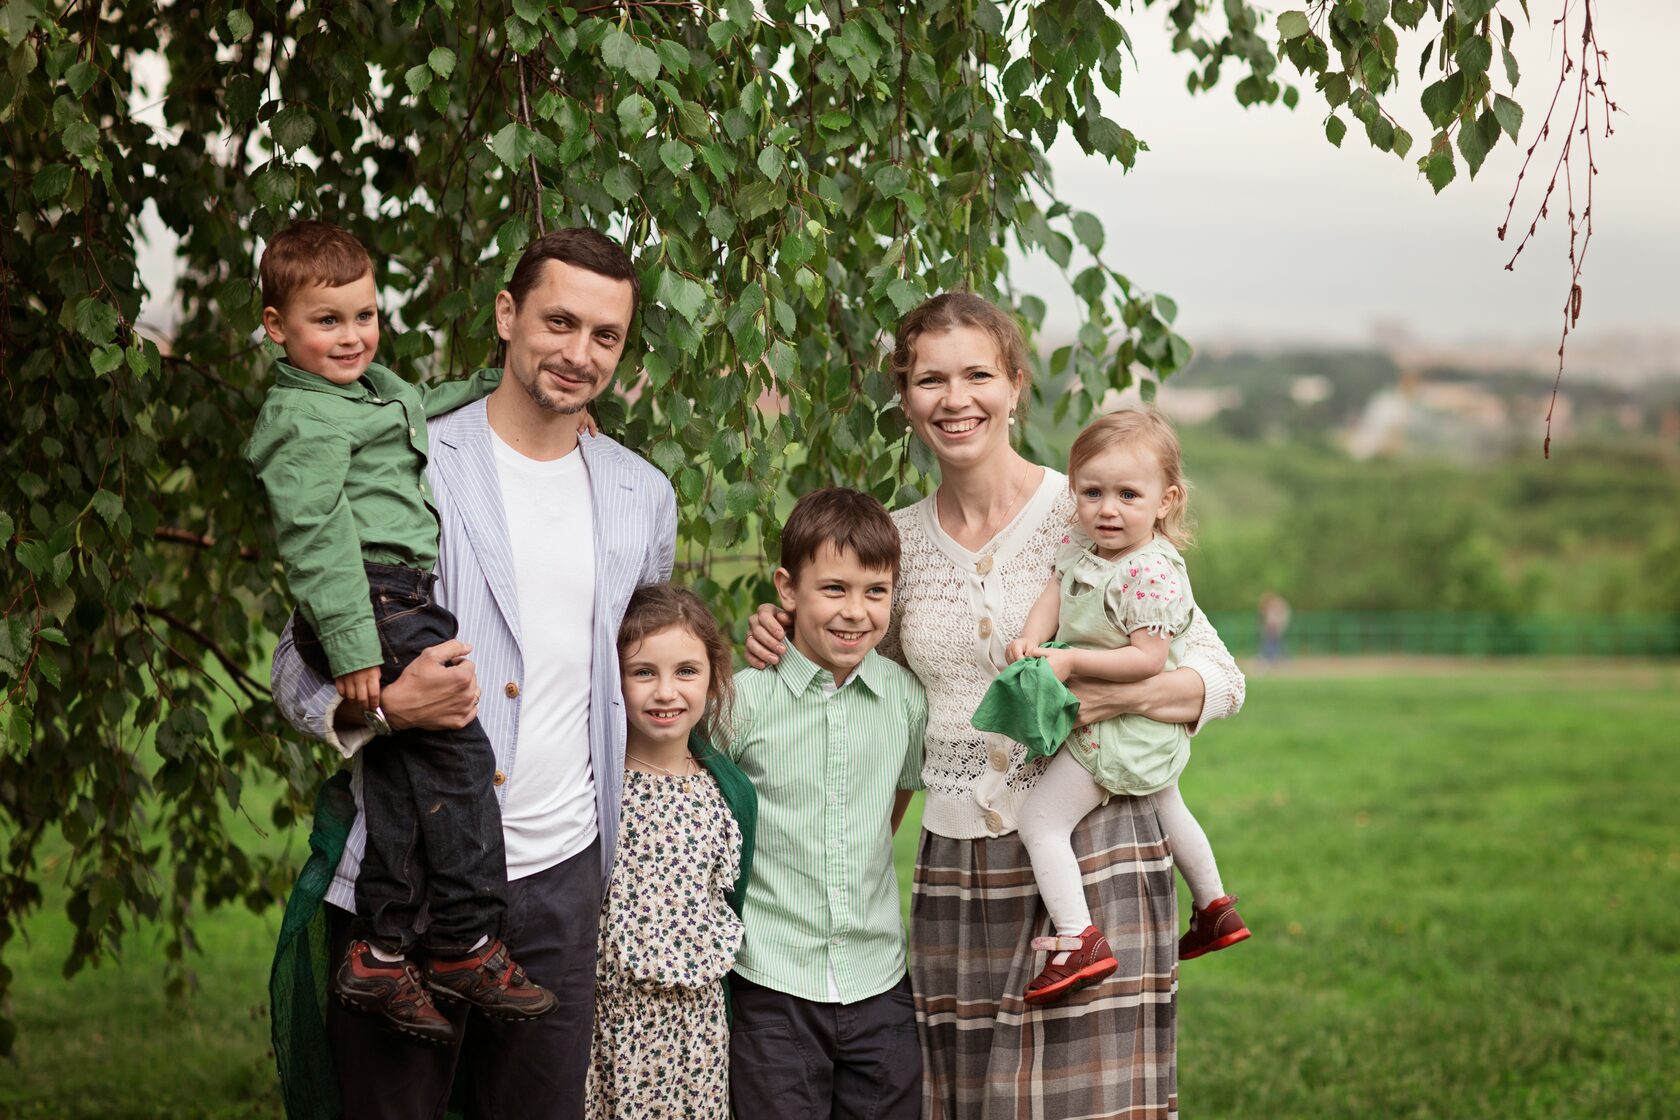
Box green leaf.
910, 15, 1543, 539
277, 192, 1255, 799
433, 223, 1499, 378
1277, 10, 1312, 40
405, 64, 432, 95
61, 119, 97, 157
1456, 112, 1490, 176
1492, 93, 1523, 142
616, 92, 655, 135
1454, 36, 1492, 78
32, 162, 71, 202
1325, 114, 1347, 148
1392, 127, 1414, 159
270, 105, 315, 154
724, 481, 758, 518
757, 146, 786, 182
659, 139, 694, 175
655, 269, 707, 324
1502, 45, 1520, 88
1071, 212, 1104, 254
65, 60, 96, 97
626, 43, 661, 85
90, 343, 123, 375
0, 511, 13, 542
72, 297, 118, 344
1423, 148, 1456, 193
225, 9, 254, 41
90, 490, 121, 524
874, 164, 909, 198
1419, 72, 1465, 129
428, 46, 456, 78
491, 122, 535, 168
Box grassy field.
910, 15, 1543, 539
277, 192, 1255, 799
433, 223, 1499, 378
4, 660, 1677, 1118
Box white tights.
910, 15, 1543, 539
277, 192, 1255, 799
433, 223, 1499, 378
1018, 750, 1225, 936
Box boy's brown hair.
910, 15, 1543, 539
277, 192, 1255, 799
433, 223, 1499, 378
259, 220, 374, 311
617, 583, 736, 746
779, 487, 901, 583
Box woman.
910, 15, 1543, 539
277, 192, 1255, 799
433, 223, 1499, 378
747, 293, 1244, 1119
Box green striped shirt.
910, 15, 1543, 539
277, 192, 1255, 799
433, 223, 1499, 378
727, 646, 926, 1003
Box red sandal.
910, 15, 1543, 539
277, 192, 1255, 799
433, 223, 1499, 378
1023, 925, 1118, 1005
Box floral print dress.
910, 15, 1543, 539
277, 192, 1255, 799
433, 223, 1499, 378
585, 769, 744, 1120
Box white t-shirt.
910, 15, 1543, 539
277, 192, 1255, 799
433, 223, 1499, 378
491, 430, 598, 879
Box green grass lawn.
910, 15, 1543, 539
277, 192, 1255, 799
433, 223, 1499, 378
4, 660, 1677, 1118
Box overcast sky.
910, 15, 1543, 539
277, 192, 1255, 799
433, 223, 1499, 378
1017, 0, 1678, 348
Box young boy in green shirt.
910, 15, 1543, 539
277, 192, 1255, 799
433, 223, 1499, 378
724, 488, 926, 1118
245, 220, 554, 1045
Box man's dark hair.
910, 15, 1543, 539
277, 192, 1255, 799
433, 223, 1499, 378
779, 487, 901, 583
505, 228, 640, 313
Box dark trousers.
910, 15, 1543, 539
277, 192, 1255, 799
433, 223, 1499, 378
326, 839, 604, 1120
294, 561, 505, 956
728, 973, 922, 1120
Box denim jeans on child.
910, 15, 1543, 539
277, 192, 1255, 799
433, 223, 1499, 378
293, 561, 507, 957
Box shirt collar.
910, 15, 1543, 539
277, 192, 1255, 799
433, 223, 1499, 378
773, 641, 885, 697
271, 359, 395, 400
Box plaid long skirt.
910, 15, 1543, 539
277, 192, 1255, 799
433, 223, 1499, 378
911, 796, 1179, 1120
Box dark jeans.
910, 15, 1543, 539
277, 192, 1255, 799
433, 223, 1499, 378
326, 839, 605, 1120
728, 973, 922, 1120
294, 561, 505, 956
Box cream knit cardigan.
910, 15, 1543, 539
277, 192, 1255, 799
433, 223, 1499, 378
879, 468, 1246, 840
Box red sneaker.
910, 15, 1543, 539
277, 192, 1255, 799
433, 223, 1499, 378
1023, 925, 1119, 1005
333, 940, 458, 1046
425, 938, 558, 1020
1178, 894, 1252, 960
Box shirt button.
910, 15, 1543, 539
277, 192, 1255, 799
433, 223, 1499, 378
493, 770, 506, 786
988, 745, 1010, 771
832, 936, 845, 946
984, 810, 1004, 833
978, 618, 993, 639
408, 426, 416, 438
504, 681, 520, 698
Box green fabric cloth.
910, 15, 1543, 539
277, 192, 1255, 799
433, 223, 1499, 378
970, 642, 1080, 761
269, 769, 355, 1120
243, 362, 500, 676
270, 742, 757, 1120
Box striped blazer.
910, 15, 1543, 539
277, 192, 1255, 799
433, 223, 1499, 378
270, 396, 677, 912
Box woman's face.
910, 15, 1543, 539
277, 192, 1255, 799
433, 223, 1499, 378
900, 325, 1022, 473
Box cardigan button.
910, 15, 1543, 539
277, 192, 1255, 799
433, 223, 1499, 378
983, 810, 1005, 834
504, 681, 520, 698
977, 618, 993, 639
988, 744, 1010, 771
493, 770, 506, 786
975, 555, 993, 576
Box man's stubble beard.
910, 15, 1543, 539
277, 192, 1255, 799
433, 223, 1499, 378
518, 362, 598, 416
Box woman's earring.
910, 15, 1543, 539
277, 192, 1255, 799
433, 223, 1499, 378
1008, 412, 1017, 426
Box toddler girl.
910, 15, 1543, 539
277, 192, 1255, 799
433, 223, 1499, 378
586, 585, 756, 1119
1005, 409, 1249, 1005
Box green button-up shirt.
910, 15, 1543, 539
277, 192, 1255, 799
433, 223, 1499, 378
726, 646, 926, 1004
243, 360, 501, 677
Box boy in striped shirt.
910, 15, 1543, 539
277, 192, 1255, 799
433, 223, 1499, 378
724, 487, 926, 1119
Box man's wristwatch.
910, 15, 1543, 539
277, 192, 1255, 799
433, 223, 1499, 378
364, 704, 393, 737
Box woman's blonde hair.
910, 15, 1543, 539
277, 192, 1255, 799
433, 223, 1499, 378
1066, 408, 1195, 550
617, 584, 736, 748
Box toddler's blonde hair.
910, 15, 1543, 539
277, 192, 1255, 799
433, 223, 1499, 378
1066, 407, 1194, 550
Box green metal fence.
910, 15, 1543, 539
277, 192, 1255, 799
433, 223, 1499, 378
1203, 611, 1680, 658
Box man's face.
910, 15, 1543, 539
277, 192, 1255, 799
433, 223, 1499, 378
493, 260, 634, 416
773, 543, 895, 685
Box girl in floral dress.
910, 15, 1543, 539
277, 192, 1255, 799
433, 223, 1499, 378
1004, 409, 1250, 1004
586, 585, 756, 1119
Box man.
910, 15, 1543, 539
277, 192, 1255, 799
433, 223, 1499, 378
272, 228, 676, 1119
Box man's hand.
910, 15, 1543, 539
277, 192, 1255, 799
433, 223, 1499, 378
744, 603, 792, 669
381, 639, 481, 731
335, 666, 381, 712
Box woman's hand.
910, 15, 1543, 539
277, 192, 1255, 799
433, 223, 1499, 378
744, 603, 793, 669
1067, 666, 1207, 727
